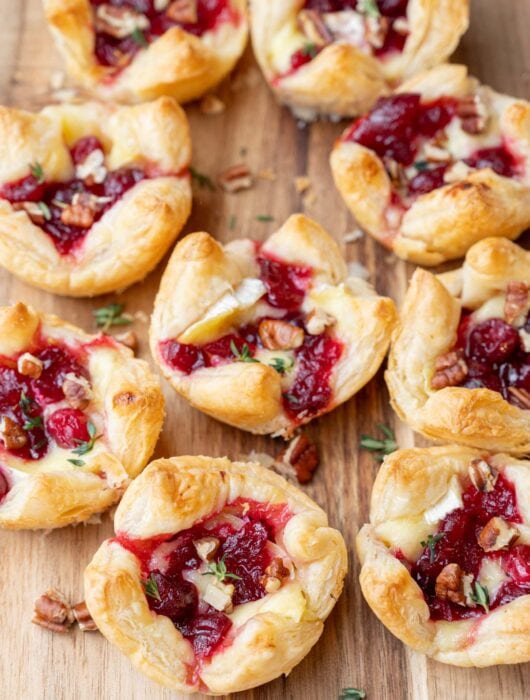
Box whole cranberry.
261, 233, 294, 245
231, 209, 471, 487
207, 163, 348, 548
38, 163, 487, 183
377, 0, 408, 16
46, 408, 90, 449
467, 319, 519, 363
147, 572, 198, 623
408, 167, 446, 195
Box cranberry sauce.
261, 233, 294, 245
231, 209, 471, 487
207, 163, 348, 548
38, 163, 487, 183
0, 136, 145, 255
464, 146, 519, 179
449, 311, 530, 407
258, 254, 312, 311
0, 469, 9, 503
90, 0, 235, 68
410, 473, 527, 622
0, 337, 89, 460
118, 499, 292, 660
345, 94, 457, 166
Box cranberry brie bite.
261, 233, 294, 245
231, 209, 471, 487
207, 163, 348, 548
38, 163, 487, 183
0, 98, 191, 296
150, 214, 396, 436
44, 0, 248, 103
0, 303, 164, 529
85, 456, 346, 694
386, 237, 530, 454
250, 0, 468, 120
357, 446, 530, 666
331, 64, 530, 264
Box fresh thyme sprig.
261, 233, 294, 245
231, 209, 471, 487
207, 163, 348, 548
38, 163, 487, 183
19, 393, 43, 431
301, 42, 318, 58
190, 167, 215, 191
256, 214, 274, 222
269, 356, 294, 375
420, 533, 445, 563
203, 555, 241, 583
131, 27, 148, 47
71, 421, 99, 457
340, 689, 366, 700
93, 303, 132, 332
470, 581, 489, 613
22, 415, 43, 431
230, 340, 259, 363
357, 0, 380, 18
38, 201, 52, 221
360, 424, 397, 460
143, 574, 161, 601
29, 161, 44, 183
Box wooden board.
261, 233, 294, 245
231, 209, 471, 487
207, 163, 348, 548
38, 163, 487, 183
1, 1, 529, 699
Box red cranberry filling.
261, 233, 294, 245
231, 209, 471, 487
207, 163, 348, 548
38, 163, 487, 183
0, 338, 89, 460
0, 469, 8, 502
446, 312, 530, 406
118, 499, 291, 660
258, 254, 312, 311
0, 136, 145, 255
409, 473, 527, 621
464, 146, 519, 179
90, 0, 235, 69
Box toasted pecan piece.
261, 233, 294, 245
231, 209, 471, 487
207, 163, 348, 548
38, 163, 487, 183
504, 280, 530, 325
457, 94, 489, 135
477, 516, 519, 552
33, 589, 74, 633
431, 349, 468, 389
72, 601, 98, 632
468, 458, 498, 492
17, 352, 43, 379
258, 319, 304, 351
218, 163, 254, 193
279, 433, 319, 484
435, 563, 466, 605
0, 416, 27, 450
62, 373, 93, 410
166, 0, 198, 23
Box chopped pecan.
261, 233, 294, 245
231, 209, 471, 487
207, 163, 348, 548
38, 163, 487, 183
279, 433, 319, 484
294, 175, 311, 194
193, 537, 220, 562
261, 557, 291, 594
457, 94, 489, 135
203, 581, 234, 613
75, 149, 106, 185
62, 373, 93, 410
166, 0, 198, 23
17, 352, 43, 379
217, 163, 254, 193
431, 349, 468, 389
434, 563, 466, 605
305, 309, 335, 336
32, 589, 74, 633
478, 516, 519, 552
508, 386, 530, 410
258, 319, 304, 351
504, 280, 530, 325
114, 330, 138, 351
200, 94, 225, 115
95, 5, 150, 39
0, 416, 27, 450
365, 15, 389, 49
468, 458, 498, 492
72, 601, 98, 632
60, 201, 96, 229
297, 9, 332, 46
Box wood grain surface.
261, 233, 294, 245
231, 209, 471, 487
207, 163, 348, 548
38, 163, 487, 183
0, 1, 529, 699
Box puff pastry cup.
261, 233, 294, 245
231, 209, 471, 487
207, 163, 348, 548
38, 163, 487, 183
249, 0, 469, 120
386, 237, 530, 454
150, 214, 397, 436
0, 97, 191, 297
44, 0, 248, 104
0, 302, 164, 530
331, 63, 530, 265
84, 455, 347, 694
357, 445, 530, 667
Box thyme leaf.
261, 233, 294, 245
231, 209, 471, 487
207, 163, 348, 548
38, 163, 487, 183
230, 340, 259, 363
189, 166, 215, 190
420, 533, 445, 563
203, 555, 241, 583
93, 303, 132, 332
143, 574, 161, 601
360, 423, 397, 460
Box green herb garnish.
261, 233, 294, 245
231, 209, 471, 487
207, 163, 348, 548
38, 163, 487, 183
29, 161, 44, 183
131, 27, 148, 47
301, 42, 318, 58
357, 0, 380, 18
340, 689, 366, 700
284, 392, 300, 404
19, 392, 35, 413
93, 303, 132, 332
256, 214, 274, 222
360, 423, 397, 461
470, 581, 489, 613
67, 458, 86, 467
189, 166, 215, 191
420, 533, 445, 563
23, 415, 43, 431
38, 201, 51, 221
269, 356, 294, 375
203, 555, 241, 583
230, 340, 259, 363
71, 421, 99, 457
143, 574, 161, 601
414, 161, 429, 171
228, 214, 237, 230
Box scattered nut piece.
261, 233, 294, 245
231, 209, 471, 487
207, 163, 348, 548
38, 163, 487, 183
166, 0, 198, 23
203, 581, 234, 613
431, 349, 468, 389
303, 189, 318, 207
60, 202, 96, 229
95, 5, 149, 39
72, 601, 98, 632
462, 573, 476, 607
258, 168, 276, 181
294, 176, 311, 193
75, 149, 107, 185
435, 563, 466, 605
457, 94, 489, 135
279, 433, 319, 484
200, 93, 225, 115
114, 329, 138, 351
478, 516, 519, 552
305, 308, 335, 336
344, 228, 364, 244
17, 352, 43, 379
297, 9, 332, 46
218, 163, 254, 193
194, 537, 220, 562
508, 386, 530, 410
62, 373, 93, 410
0, 416, 28, 450
32, 589, 74, 633
468, 458, 498, 492
504, 280, 530, 326
258, 319, 304, 351
13, 201, 46, 225
261, 557, 291, 593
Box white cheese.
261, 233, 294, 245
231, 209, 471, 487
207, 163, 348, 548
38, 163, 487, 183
424, 475, 463, 525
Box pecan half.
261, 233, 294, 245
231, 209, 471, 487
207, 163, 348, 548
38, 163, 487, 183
0, 416, 27, 450
305, 309, 335, 336
468, 458, 498, 492
504, 280, 530, 325
457, 94, 489, 135
33, 589, 74, 633
297, 9, 332, 46
218, 163, 254, 193
508, 386, 530, 409
478, 516, 519, 552
431, 349, 468, 389
261, 557, 291, 594
258, 319, 304, 351
193, 537, 220, 562
95, 5, 150, 39
435, 563, 466, 605
62, 373, 93, 410
166, 0, 198, 23
279, 433, 319, 484
72, 601, 98, 632
17, 352, 43, 379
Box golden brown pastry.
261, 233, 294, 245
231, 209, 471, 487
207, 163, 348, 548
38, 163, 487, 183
85, 455, 347, 694
331, 64, 530, 265
150, 214, 397, 436
44, 0, 248, 103
386, 237, 530, 453
0, 302, 164, 530
357, 445, 530, 666
250, 1, 469, 120
0, 97, 191, 297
